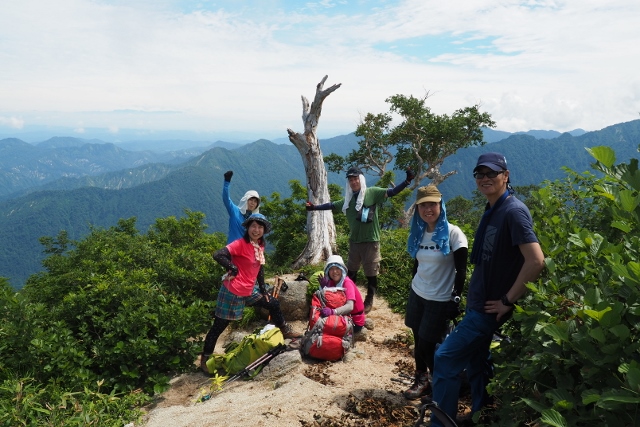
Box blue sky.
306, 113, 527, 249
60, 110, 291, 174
1, 0, 639, 142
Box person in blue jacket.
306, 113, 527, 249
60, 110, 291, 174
222, 170, 260, 244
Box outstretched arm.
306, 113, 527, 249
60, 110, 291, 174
386, 169, 415, 197
222, 171, 237, 216
306, 201, 335, 210
322, 300, 355, 317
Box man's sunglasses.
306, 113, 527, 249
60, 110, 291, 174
473, 170, 504, 179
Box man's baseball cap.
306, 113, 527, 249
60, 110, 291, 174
346, 167, 363, 177
474, 152, 507, 172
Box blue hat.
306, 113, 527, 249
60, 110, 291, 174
474, 152, 507, 172
242, 213, 272, 234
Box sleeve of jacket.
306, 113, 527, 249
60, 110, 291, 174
257, 266, 266, 294
222, 181, 239, 217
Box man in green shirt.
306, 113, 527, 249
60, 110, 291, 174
307, 167, 415, 312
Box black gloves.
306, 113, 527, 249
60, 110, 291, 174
224, 170, 233, 182
306, 202, 315, 211
405, 168, 415, 184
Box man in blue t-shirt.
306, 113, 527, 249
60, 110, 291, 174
428, 152, 545, 425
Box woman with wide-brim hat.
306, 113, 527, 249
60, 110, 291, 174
200, 213, 301, 374
402, 185, 469, 400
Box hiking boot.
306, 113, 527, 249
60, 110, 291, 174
420, 394, 434, 404
364, 318, 375, 330
354, 328, 368, 342
280, 323, 303, 339
364, 293, 374, 313
200, 353, 211, 374
403, 371, 431, 400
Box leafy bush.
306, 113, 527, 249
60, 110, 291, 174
0, 375, 149, 427
0, 210, 231, 424
488, 146, 640, 426
4, 146, 640, 426
261, 180, 348, 270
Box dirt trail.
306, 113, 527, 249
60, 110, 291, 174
138, 288, 433, 427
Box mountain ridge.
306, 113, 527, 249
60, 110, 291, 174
0, 120, 638, 288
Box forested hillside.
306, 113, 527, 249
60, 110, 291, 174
0, 136, 208, 200
437, 119, 640, 198
0, 120, 639, 288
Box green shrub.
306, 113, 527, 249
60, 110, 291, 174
488, 147, 640, 426
0, 375, 149, 427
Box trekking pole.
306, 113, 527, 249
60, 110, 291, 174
225, 350, 275, 383
268, 276, 284, 322
195, 345, 288, 403
414, 400, 458, 427
224, 343, 287, 385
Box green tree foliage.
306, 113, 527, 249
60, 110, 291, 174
0, 211, 229, 425
326, 93, 496, 186
325, 111, 394, 177
487, 146, 640, 426
261, 181, 348, 270
3, 145, 640, 426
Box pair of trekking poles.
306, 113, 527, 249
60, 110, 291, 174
197, 343, 287, 402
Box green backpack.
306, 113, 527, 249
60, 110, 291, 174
206, 326, 284, 375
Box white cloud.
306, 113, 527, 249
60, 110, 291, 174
0, 0, 639, 139
0, 116, 25, 129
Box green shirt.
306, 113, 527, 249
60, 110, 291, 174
332, 187, 388, 243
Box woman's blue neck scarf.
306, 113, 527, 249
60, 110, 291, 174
469, 189, 511, 265
407, 200, 450, 258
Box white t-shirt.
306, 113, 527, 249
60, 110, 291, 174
411, 223, 468, 302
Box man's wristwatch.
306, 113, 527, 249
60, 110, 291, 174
501, 294, 514, 307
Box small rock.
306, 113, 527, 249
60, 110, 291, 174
343, 351, 358, 363
256, 350, 302, 381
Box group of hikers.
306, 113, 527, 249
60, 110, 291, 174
200, 152, 545, 425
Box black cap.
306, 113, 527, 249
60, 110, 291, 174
346, 167, 363, 178
474, 152, 508, 172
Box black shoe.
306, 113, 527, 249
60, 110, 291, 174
403, 371, 431, 400
420, 394, 433, 404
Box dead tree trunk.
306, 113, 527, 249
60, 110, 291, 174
287, 76, 341, 269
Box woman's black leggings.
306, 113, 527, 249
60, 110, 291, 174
203, 316, 231, 355
412, 327, 437, 374
202, 295, 285, 355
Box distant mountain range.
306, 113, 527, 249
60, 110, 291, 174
0, 122, 636, 288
